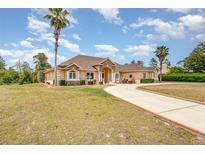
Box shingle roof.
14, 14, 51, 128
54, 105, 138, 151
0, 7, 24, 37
59, 55, 106, 71
58, 55, 156, 72
115, 63, 156, 72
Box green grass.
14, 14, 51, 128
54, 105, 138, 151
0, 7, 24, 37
140, 83, 205, 104
0, 83, 204, 144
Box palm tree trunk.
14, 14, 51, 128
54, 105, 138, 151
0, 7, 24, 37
159, 62, 162, 83
54, 33, 59, 87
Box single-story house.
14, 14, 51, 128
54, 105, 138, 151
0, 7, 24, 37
44, 55, 159, 85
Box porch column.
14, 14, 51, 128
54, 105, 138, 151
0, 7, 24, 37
98, 72, 102, 82
112, 71, 115, 82
111, 69, 113, 82
77, 71, 80, 80
98, 72, 101, 82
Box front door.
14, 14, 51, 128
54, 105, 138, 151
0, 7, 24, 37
102, 72, 105, 83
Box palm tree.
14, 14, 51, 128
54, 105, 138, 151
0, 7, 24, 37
44, 8, 70, 86
154, 45, 169, 82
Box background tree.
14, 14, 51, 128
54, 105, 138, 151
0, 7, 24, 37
164, 58, 171, 67
0, 55, 6, 85
13, 60, 22, 72
168, 66, 184, 74
131, 60, 144, 66
154, 45, 169, 82
44, 8, 70, 86
19, 62, 34, 85
183, 42, 205, 73
2, 67, 19, 84
0, 55, 6, 70
149, 57, 158, 68
33, 53, 51, 82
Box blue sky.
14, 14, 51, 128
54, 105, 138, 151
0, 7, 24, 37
0, 8, 205, 68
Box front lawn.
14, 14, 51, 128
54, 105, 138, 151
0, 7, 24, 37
0, 84, 204, 144
139, 83, 205, 104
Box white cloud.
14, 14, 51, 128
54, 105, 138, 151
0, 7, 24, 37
166, 8, 193, 13
191, 33, 205, 42
0, 49, 13, 57
178, 15, 205, 31
146, 33, 168, 41
27, 16, 49, 33
0, 47, 68, 67
0, 48, 52, 66
130, 18, 185, 40
122, 26, 129, 34
59, 39, 80, 52
95, 44, 119, 57
95, 44, 119, 52
93, 8, 123, 25
125, 44, 155, 56
72, 33, 81, 41
20, 40, 34, 48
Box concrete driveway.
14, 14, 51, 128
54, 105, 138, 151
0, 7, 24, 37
104, 84, 205, 135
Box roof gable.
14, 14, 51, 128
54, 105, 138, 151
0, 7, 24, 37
58, 55, 106, 70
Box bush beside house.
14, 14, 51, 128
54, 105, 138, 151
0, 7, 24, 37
59, 80, 66, 86
140, 79, 154, 83
161, 73, 205, 82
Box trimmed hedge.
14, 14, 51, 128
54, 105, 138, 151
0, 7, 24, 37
140, 78, 154, 83
80, 80, 85, 85
161, 73, 205, 82
59, 80, 66, 86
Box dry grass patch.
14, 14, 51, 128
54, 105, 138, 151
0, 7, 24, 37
0, 84, 204, 144
139, 83, 205, 104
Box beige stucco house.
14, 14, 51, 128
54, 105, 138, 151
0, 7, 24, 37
44, 55, 158, 85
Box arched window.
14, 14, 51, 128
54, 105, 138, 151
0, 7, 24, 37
68, 70, 76, 80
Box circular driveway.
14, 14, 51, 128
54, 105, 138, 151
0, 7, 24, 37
105, 84, 205, 135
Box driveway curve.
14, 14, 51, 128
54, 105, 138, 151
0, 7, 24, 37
104, 84, 205, 135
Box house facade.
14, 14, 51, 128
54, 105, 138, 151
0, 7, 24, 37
44, 55, 159, 85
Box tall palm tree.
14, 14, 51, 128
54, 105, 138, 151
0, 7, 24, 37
154, 45, 169, 82
44, 8, 70, 86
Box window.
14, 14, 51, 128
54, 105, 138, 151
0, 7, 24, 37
129, 74, 133, 78
68, 70, 76, 80
143, 73, 146, 79
87, 72, 94, 80
115, 73, 119, 80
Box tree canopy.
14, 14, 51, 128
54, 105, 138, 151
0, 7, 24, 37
131, 60, 144, 66
183, 42, 205, 73
33, 53, 51, 71
0, 55, 6, 70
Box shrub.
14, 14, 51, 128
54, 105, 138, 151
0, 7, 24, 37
140, 78, 154, 83
99, 81, 103, 85
2, 69, 19, 84
88, 80, 94, 85
0, 79, 3, 85
80, 80, 85, 85
161, 73, 205, 82
59, 80, 66, 86
169, 66, 184, 73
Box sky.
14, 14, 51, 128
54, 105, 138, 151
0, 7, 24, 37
0, 8, 205, 68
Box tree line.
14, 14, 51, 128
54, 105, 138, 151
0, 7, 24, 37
149, 42, 205, 82
0, 53, 51, 85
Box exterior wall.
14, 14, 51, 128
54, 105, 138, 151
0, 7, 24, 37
120, 71, 156, 83
162, 64, 169, 74
44, 66, 157, 85
45, 71, 54, 85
